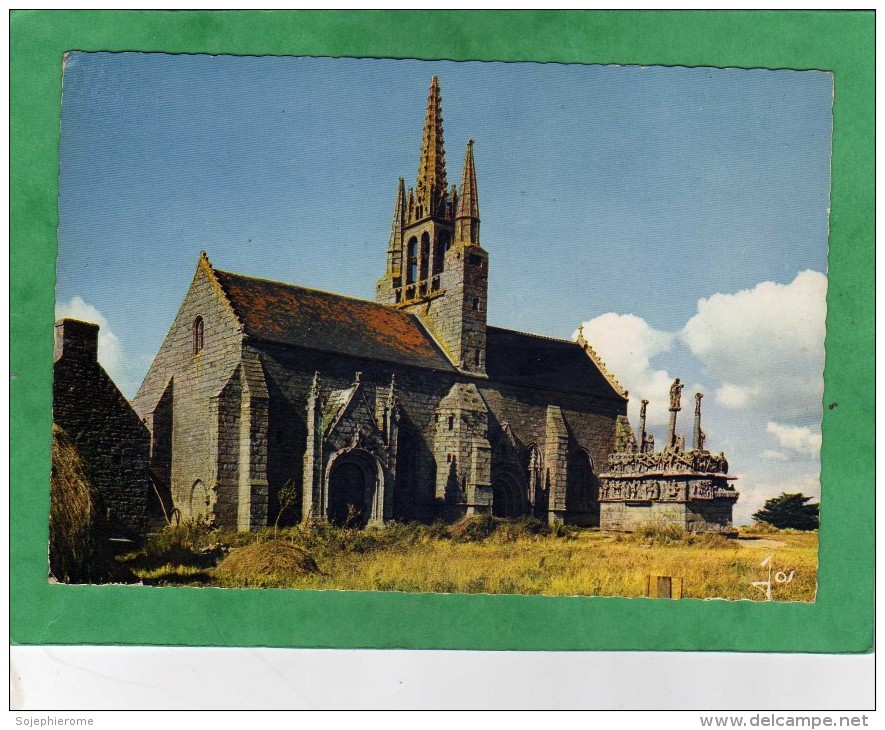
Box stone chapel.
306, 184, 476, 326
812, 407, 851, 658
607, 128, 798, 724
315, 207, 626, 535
132, 77, 633, 531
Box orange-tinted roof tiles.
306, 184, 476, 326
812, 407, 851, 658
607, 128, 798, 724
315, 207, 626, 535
214, 269, 455, 372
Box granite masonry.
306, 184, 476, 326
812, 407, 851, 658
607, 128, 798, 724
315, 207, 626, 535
598, 383, 739, 533
53, 318, 151, 539
129, 77, 738, 533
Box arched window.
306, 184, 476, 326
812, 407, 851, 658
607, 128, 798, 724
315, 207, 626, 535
192, 316, 204, 355
419, 232, 430, 282
406, 238, 418, 284
433, 232, 449, 275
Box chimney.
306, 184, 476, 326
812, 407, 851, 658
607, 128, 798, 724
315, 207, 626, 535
54, 318, 99, 362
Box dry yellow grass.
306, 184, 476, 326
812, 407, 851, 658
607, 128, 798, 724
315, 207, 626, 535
125, 520, 818, 601
275, 530, 817, 601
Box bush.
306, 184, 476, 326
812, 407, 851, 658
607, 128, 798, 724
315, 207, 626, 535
121, 519, 227, 572
490, 517, 552, 543
752, 493, 819, 531
741, 521, 780, 535
447, 515, 497, 542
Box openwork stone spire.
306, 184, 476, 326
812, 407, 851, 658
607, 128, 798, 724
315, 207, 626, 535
415, 76, 448, 219
387, 177, 406, 273
455, 139, 480, 245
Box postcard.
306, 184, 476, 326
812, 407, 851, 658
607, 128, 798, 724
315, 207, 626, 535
11, 10, 873, 654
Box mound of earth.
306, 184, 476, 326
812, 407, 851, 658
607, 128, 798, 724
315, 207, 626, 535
214, 540, 321, 584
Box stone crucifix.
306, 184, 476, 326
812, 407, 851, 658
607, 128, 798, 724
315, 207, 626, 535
667, 378, 684, 450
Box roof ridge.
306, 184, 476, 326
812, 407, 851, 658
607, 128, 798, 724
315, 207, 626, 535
214, 268, 404, 313
576, 337, 629, 400
199, 253, 245, 330
486, 324, 579, 346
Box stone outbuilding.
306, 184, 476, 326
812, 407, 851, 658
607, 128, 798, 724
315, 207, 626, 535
53, 318, 151, 539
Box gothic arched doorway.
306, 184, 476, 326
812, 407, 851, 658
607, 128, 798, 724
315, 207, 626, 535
492, 470, 528, 518
327, 451, 378, 527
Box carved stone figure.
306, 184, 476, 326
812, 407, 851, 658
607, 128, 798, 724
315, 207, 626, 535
669, 378, 684, 411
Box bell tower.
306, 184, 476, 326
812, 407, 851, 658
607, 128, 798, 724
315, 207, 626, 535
376, 77, 489, 375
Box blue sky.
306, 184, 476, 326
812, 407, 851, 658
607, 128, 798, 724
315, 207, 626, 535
57, 53, 833, 523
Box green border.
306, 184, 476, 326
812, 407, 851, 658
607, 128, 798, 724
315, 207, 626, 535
10, 10, 874, 652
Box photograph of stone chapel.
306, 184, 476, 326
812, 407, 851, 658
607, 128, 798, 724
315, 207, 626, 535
52, 55, 829, 598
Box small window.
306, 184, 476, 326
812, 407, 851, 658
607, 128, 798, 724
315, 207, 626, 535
472, 297, 480, 311
474, 350, 481, 367
448, 416, 454, 431
192, 316, 204, 355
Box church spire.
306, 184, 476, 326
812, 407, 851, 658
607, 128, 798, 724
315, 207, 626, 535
455, 139, 480, 245
387, 177, 406, 273
415, 76, 448, 220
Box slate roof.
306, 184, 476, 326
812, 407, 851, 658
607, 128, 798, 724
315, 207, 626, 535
213, 268, 623, 400
214, 269, 455, 371
485, 326, 624, 399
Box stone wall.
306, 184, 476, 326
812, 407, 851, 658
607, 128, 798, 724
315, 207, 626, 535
132, 255, 246, 524
600, 499, 737, 533
132, 261, 625, 531
53, 319, 150, 539
257, 341, 624, 527
599, 463, 739, 533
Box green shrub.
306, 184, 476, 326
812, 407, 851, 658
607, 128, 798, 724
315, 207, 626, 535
741, 521, 780, 535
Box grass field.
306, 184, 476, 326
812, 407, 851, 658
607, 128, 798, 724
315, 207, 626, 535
118, 518, 818, 601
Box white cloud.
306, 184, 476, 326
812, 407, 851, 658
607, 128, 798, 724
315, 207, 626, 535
761, 449, 789, 462
574, 313, 679, 428
715, 383, 752, 410
56, 296, 122, 371
571, 271, 828, 527
681, 270, 827, 422
766, 421, 822, 459
55, 296, 143, 397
